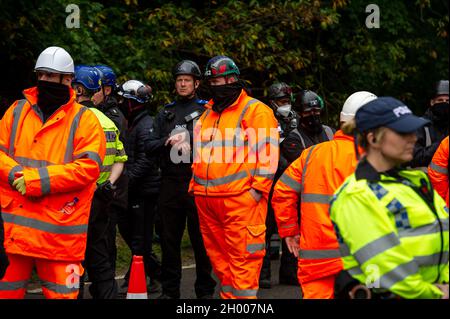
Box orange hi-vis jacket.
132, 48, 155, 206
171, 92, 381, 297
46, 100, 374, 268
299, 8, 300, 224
429, 136, 449, 207
189, 90, 279, 197
272, 130, 358, 283
0, 87, 105, 261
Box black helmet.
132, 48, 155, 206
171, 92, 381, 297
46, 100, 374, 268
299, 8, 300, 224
435, 80, 449, 96
294, 90, 324, 112
268, 82, 293, 100
173, 60, 201, 79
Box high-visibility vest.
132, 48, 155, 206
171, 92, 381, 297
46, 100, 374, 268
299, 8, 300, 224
330, 167, 449, 299
189, 90, 279, 197
429, 136, 449, 207
272, 130, 357, 283
89, 108, 127, 185
0, 87, 106, 261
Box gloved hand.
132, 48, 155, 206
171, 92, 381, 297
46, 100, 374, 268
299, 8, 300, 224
12, 175, 26, 195
0, 248, 9, 279
95, 180, 117, 202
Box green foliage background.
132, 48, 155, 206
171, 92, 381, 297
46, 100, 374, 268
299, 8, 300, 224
0, 0, 448, 126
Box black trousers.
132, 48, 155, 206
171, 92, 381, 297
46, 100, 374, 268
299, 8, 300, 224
159, 177, 216, 298
84, 192, 118, 299
127, 191, 161, 279
108, 173, 130, 273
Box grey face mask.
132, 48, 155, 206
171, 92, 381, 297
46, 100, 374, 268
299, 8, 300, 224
276, 104, 292, 117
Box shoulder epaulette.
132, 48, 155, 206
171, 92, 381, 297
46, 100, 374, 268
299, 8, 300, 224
196, 99, 208, 105
164, 101, 176, 108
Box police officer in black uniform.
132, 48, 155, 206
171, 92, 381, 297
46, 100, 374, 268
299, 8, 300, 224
92, 65, 130, 275
145, 60, 216, 299
260, 82, 299, 288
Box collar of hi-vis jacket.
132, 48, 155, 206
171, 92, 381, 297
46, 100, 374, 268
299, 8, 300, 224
355, 156, 405, 182
205, 89, 247, 112
22, 86, 77, 120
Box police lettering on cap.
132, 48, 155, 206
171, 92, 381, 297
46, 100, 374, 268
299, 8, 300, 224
355, 97, 429, 134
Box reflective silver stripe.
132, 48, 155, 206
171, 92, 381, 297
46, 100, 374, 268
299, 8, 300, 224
429, 162, 448, 175
194, 170, 249, 187
13, 156, 55, 168
250, 137, 279, 153
117, 148, 126, 157
301, 193, 331, 204
221, 285, 232, 293
347, 266, 363, 276
126, 293, 148, 299
235, 99, 258, 130
353, 232, 400, 265
201, 139, 248, 148
74, 151, 102, 168
31, 104, 44, 123
338, 242, 351, 257
41, 280, 78, 294
380, 260, 419, 289
0, 144, 7, 153
105, 148, 118, 156
232, 288, 258, 297
323, 125, 334, 140
291, 129, 307, 150
415, 251, 449, 267
300, 146, 316, 194
100, 164, 113, 173
279, 173, 301, 193
251, 168, 275, 180
0, 280, 28, 291
247, 243, 265, 254
38, 166, 51, 195
399, 219, 449, 238
280, 223, 297, 229
2, 211, 88, 235
8, 165, 23, 186
9, 99, 26, 156
424, 126, 432, 147
64, 107, 88, 163
298, 249, 341, 259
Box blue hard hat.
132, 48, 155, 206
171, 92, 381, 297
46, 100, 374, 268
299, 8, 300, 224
73, 65, 101, 91
94, 65, 116, 87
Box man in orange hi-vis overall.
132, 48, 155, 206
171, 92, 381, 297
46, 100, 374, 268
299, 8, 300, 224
0, 46, 105, 299
429, 136, 449, 207
272, 91, 377, 299
189, 56, 279, 299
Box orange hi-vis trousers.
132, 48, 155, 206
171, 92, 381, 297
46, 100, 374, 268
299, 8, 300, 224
195, 191, 267, 299
0, 253, 82, 299
300, 274, 337, 299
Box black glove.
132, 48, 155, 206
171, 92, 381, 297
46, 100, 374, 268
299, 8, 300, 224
95, 180, 117, 202
0, 248, 9, 279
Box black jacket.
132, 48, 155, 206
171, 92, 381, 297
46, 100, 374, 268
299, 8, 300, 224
145, 96, 206, 180
281, 124, 335, 164
410, 109, 448, 168
124, 110, 161, 195
99, 96, 128, 142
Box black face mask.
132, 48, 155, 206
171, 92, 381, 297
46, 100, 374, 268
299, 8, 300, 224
300, 114, 322, 134
431, 102, 449, 124
119, 99, 145, 121
210, 81, 243, 113
37, 80, 70, 116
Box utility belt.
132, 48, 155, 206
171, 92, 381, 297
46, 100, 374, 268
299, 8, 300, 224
334, 270, 400, 300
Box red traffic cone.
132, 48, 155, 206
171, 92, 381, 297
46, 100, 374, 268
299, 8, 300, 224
126, 255, 148, 299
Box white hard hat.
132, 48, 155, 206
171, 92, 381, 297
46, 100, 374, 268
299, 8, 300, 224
340, 91, 377, 122
34, 46, 74, 74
